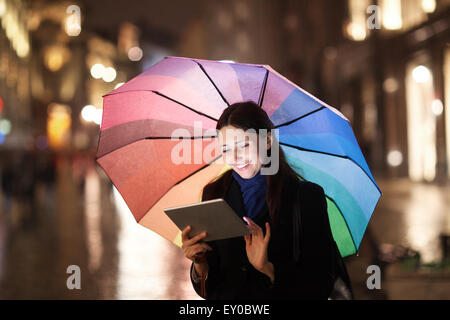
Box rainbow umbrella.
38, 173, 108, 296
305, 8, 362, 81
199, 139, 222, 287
96, 56, 381, 257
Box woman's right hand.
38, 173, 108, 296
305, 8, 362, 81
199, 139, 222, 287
181, 225, 212, 266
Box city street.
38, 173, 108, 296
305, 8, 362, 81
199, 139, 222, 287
0, 155, 448, 299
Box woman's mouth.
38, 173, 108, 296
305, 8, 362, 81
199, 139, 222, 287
236, 162, 249, 171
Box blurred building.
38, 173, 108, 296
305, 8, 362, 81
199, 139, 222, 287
322, 0, 450, 182
0, 0, 149, 157
1, 0, 450, 183
0, 0, 32, 150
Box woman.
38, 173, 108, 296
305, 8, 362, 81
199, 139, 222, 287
181, 101, 353, 300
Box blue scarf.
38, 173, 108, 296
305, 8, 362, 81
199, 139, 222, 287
232, 169, 267, 220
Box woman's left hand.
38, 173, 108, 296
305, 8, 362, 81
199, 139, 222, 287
243, 216, 271, 273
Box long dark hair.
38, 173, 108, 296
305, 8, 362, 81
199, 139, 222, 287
202, 101, 301, 229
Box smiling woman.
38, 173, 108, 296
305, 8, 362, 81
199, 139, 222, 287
181, 101, 353, 300
218, 125, 270, 179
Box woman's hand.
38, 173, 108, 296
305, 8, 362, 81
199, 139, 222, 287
243, 217, 274, 282
181, 226, 212, 275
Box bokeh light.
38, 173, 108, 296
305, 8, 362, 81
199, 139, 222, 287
90, 63, 105, 79
102, 67, 117, 82
431, 99, 443, 116
0, 118, 11, 135
128, 46, 143, 61
412, 65, 431, 83
387, 150, 403, 167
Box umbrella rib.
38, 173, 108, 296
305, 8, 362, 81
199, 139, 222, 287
325, 194, 358, 255
194, 61, 230, 107
281, 142, 382, 195
258, 69, 269, 107
97, 135, 218, 159
151, 90, 218, 122
144, 135, 217, 140
274, 106, 326, 128
104, 89, 219, 122
172, 154, 223, 186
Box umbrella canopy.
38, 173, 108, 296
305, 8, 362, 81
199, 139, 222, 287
96, 56, 381, 257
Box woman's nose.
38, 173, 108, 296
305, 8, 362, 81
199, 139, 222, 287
233, 148, 245, 162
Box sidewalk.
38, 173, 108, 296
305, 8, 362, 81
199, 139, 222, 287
344, 177, 450, 299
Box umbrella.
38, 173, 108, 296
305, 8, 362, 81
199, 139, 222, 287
96, 56, 381, 258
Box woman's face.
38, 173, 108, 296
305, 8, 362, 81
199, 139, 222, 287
218, 125, 271, 179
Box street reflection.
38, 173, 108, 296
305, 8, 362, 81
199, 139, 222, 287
0, 154, 449, 299
84, 166, 103, 272
405, 184, 449, 263
112, 186, 201, 300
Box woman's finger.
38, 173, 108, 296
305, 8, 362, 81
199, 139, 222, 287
245, 217, 262, 231
192, 242, 212, 252
181, 225, 191, 242
244, 234, 251, 247
246, 224, 258, 237
182, 231, 207, 248
245, 217, 263, 238
186, 243, 211, 259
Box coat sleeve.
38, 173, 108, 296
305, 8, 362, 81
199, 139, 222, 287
271, 183, 335, 299
189, 240, 222, 298
189, 189, 222, 299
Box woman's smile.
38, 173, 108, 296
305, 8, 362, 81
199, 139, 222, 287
236, 162, 250, 171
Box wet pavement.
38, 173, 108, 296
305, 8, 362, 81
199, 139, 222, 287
0, 156, 449, 299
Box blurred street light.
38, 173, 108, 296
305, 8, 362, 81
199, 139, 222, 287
81, 105, 102, 126
347, 0, 369, 41
90, 63, 105, 79
1, 0, 30, 58
422, 0, 436, 13
431, 99, 443, 116
383, 77, 399, 93
347, 22, 366, 41
92, 109, 102, 125
47, 103, 71, 149
380, 0, 402, 30
0, 0, 6, 17
387, 150, 403, 167
412, 65, 431, 83
128, 46, 143, 61
0, 118, 11, 135
102, 67, 117, 82
44, 45, 70, 72
81, 105, 96, 122
65, 4, 81, 37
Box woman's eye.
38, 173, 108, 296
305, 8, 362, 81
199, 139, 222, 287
241, 143, 249, 148
222, 149, 228, 153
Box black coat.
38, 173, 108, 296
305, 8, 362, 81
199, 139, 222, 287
190, 173, 351, 300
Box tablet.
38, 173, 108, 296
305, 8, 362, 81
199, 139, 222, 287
164, 198, 250, 242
